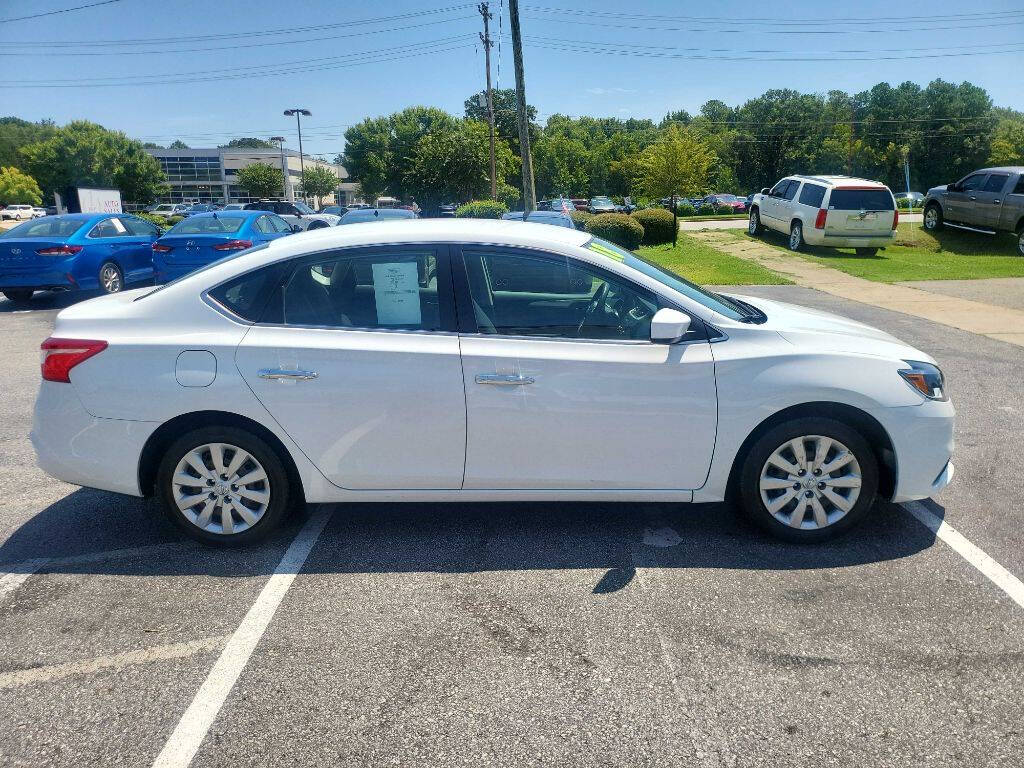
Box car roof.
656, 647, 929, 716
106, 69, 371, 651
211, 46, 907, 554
790, 174, 888, 188
51, 212, 114, 221
178, 210, 255, 218
974, 166, 1024, 174
503, 210, 570, 218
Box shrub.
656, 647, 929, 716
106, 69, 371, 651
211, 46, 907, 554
569, 210, 593, 230
696, 203, 716, 216
585, 213, 644, 250
167, 215, 184, 225
455, 199, 508, 219
714, 203, 734, 216
675, 203, 696, 216
134, 212, 169, 229
630, 207, 676, 245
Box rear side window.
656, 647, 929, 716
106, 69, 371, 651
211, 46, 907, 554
206, 261, 284, 321
1013, 176, 1024, 195
798, 183, 826, 207
983, 174, 1010, 193
827, 189, 894, 211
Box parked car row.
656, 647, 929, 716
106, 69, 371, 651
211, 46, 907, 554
1, 204, 46, 221
538, 196, 636, 214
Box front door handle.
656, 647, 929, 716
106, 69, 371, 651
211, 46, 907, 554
258, 368, 319, 381
475, 373, 535, 386
993, 199, 1001, 204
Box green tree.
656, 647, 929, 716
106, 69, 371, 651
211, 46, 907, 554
218, 137, 275, 149
299, 165, 339, 208
988, 109, 1024, 166
464, 88, 539, 149
404, 120, 516, 212
533, 134, 590, 198
168, 139, 190, 149
0, 117, 57, 171
19, 120, 168, 204
0, 166, 43, 206
634, 125, 717, 244
236, 163, 283, 199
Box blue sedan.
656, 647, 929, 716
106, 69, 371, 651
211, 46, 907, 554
0, 213, 160, 304
152, 210, 295, 283
338, 208, 417, 224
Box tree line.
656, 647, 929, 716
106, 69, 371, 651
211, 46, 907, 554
340, 79, 1024, 206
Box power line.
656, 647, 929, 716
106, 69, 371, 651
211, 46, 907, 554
0, 3, 475, 47
0, 0, 122, 23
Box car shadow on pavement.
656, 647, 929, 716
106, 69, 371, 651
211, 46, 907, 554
0, 489, 941, 590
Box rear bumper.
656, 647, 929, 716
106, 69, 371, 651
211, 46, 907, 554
0, 270, 77, 292
804, 231, 896, 248
31, 381, 158, 496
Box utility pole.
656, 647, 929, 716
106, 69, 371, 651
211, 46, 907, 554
479, 2, 497, 200
270, 136, 287, 200
508, 0, 536, 211
284, 108, 311, 202
846, 103, 854, 177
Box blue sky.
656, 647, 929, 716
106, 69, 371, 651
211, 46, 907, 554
1, 0, 1021, 160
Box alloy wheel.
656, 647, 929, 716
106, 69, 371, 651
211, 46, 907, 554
748, 211, 759, 235
789, 223, 802, 250
99, 263, 122, 293
171, 442, 271, 535
924, 207, 939, 230
1018, 229, 1024, 256
759, 435, 862, 530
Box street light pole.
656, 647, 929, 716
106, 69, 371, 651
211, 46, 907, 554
270, 136, 286, 200
508, 0, 536, 211
283, 108, 311, 202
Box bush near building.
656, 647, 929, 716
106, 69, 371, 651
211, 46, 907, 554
455, 200, 508, 219
585, 213, 644, 250
630, 207, 675, 246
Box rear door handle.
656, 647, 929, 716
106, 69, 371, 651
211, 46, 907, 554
258, 368, 318, 380
475, 373, 534, 386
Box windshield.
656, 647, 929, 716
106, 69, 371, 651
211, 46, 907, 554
591, 197, 613, 205
585, 237, 748, 321
293, 202, 315, 214
0, 218, 87, 238
166, 216, 245, 235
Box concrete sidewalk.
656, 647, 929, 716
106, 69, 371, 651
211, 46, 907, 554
680, 213, 922, 231
692, 230, 1024, 348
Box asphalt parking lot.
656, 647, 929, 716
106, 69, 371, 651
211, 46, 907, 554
1, 286, 1022, 767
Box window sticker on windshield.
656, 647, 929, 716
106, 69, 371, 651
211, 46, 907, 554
371, 261, 421, 325
587, 241, 625, 262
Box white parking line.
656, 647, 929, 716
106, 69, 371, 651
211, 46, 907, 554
150, 505, 333, 768
905, 501, 1024, 610
0, 543, 187, 605
0, 636, 228, 689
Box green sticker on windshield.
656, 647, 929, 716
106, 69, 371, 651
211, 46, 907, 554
586, 241, 626, 262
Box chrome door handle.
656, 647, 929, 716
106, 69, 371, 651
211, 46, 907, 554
994, 199, 1001, 204
258, 368, 319, 380
475, 373, 534, 386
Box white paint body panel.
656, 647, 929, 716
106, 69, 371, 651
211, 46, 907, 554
30, 219, 954, 509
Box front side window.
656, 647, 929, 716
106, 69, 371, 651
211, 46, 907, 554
252, 216, 274, 235
275, 250, 444, 331
961, 173, 988, 192
461, 247, 660, 341
122, 216, 158, 236
269, 215, 292, 233
769, 180, 790, 197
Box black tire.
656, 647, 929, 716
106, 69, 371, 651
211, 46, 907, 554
748, 208, 763, 236
788, 220, 804, 251
737, 416, 879, 543
923, 203, 943, 232
2, 289, 34, 304
98, 261, 123, 294
156, 426, 292, 546
855, 247, 879, 256
1016, 225, 1024, 257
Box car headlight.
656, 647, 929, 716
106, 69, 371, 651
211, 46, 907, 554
898, 360, 947, 401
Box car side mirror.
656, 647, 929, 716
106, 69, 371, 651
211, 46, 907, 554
760, 188, 770, 195
650, 308, 691, 344
290, 224, 302, 233
946, 183, 958, 192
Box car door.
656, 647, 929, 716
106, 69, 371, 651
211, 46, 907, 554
975, 172, 1012, 229
775, 180, 801, 227
762, 180, 789, 229
1002, 174, 1024, 233
453, 245, 717, 491
86, 217, 138, 279
120, 216, 159, 278
944, 172, 988, 224
234, 244, 466, 490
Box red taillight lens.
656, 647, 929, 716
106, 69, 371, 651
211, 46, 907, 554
36, 245, 83, 256
814, 209, 827, 229
40, 337, 107, 383
152, 242, 173, 253
892, 208, 899, 230
212, 239, 253, 251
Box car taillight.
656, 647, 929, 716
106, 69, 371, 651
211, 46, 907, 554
892, 208, 899, 230
40, 338, 107, 383
152, 242, 173, 253
36, 245, 83, 256
814, 209, 827, 229
212, 239, 253, 251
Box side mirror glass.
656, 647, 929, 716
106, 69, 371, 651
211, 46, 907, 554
650, 308, 691, 344
760, 187, 770, 195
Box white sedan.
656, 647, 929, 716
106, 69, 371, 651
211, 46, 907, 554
31, 220, 954, 545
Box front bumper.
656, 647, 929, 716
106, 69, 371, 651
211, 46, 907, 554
31, 381, 158, 497
886, 397, 956, 503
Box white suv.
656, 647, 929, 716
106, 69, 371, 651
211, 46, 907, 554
748, 175, 898, 255
1, 204, 35, 221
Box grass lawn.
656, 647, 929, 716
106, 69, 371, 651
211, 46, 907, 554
676, 213, 749, 222
638, 233, 791, 285
724, 223, 1024, 282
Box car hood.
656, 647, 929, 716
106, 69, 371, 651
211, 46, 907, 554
723, 293, 935, 364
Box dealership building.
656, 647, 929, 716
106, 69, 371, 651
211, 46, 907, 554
144, 147, 359, 206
